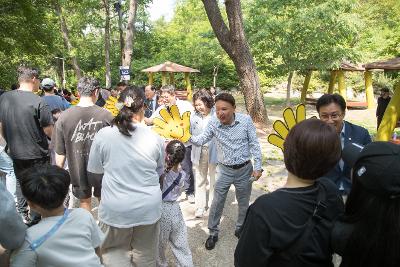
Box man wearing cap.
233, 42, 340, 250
52, 76, 113, 211
316, 94, 371, 197
0, 66, 54, 225
41, 78, 70, 112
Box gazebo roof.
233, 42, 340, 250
363, 57, 400, 70
337, 61, 365, 71
141, 61, 200, 73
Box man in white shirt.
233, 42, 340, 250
145, 85, 196, 202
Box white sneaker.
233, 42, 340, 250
195, 208, 205, 218
187, 194, 195, 204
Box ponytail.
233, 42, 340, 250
111, 86, 145, 136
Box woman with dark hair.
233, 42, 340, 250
190, 89, 218, 218
332, 141, 400, 267
235, 119, 344, 267
87, 86, 164, 267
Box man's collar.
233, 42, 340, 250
340, 121, 346, 136
218, 113, 238, 127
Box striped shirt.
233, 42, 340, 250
190, 113, 262, 171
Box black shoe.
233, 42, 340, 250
234, 229, 241, 239
205, 235, 218, 250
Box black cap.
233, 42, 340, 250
342, 142, 400, 198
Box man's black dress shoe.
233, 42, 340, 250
205, 235, 218, 250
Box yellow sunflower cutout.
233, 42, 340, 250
268, 104, 316, 150
152, 105, 191, 142
104, 95, 119, 117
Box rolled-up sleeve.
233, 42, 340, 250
246, 116, 262, 170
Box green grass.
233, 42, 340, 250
233, 95, 300, 107
264, 96, 300, 106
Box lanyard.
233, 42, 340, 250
29, 209, 70, 251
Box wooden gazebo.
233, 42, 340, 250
364, 57, 400, 141
141, 61, 200, 100
301, 61, 374, 109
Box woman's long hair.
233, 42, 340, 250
341, 175, 400, 267
111, 86, 144, 136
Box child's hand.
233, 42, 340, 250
152, 105, 192, 142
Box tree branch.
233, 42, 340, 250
201, 0, 233, 56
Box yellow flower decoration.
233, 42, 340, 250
70, 98, 80, 106
152, 105, 191, 142
104, 96, 119, 117
268, 104, 308, 150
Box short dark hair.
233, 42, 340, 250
283, 119, 341, 180
112, 86, 145, 137
17, 66, 40, 83
77, 76, 100, 97
193, 89, 214, 109
116, 81, 127, 88
316, 93, 346, 113
20, 165, 70, 210
381, 86, 390, 93
145, 85, 156, 91
215, 92, 235, 107
160, 85, 176, 95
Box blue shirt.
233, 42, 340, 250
190, 113, 262, 171
42, 95, 70, 112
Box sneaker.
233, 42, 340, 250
187, 194, 195, 204
195, 208, 205, 218
205, 235, 218, 250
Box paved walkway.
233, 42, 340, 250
166, 186, 266, 266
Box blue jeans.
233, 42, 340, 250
0, 150, 17, 196
208, 162, 253, 236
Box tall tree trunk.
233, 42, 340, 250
116, 0, 124, 65
54, 0, 82, 80
122, 0, 138, 68
103, 0, 112, 88
202, 0, 268, 124
286, 71, 294, 106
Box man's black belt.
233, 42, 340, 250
221, 160, 250, 170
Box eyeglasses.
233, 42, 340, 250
319, 113, 343, 121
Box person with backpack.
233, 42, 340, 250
235, 119, 344, 267
157, 140, 193, 267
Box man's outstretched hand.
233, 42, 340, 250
152, 105, 192, 142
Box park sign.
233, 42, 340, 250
119, 66, 130, 80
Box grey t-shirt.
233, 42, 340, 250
0, 182, 26, 249
88, 124, 164, 228
52, 105, 113, 188
0, 90, 53, 160
10, 208, 103, 267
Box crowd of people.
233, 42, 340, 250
0, 65, 400, 267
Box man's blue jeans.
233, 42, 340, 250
0, 149, 16, 196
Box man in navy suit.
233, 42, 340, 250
144, 85, 160, 118
316, 94, 372, 196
